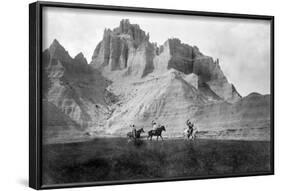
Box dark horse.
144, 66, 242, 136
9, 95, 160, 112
147, 125, 166, 141
127, 128, 145, 140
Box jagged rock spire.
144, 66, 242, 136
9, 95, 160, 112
48, 39, 72, 63
74, 52, 88, 65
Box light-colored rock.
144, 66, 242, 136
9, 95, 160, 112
43, 39, 116, 139
105, 70, 208, 135
190, 93, 271, 140
92, 30, 241, 102
90, 19, 153, 78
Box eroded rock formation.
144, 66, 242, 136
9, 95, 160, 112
42, 20, 270, 143
90, 21, 241, 102
42, 39, 116, 140
91, 19, 153, 78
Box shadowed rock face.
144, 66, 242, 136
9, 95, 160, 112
42, 39, 116, 137
42, 20, 270, 143
90, 19, 153, 78
164, 38, 241, 102
42, 100, 81, 143
116, 19, 149, 46
167, 38, 195, 74
74, 52, 88, 65
90, 21, 241, 102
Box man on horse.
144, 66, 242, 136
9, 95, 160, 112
152, 120, 158, 131
188, 123, 194, 139
127, 126, 145, 142
185, 119, 195, 139
131, 124, 137, 139
147, 124, 166, 141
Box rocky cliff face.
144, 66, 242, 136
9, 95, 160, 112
42, 39, 117, 141
42, 20, 270, 143
90, 20, 241, 102
160, 38, 241, 102
90, 19, 154, 78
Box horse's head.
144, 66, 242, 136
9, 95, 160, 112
140, 128, 145, 133
161, 125, 166, 131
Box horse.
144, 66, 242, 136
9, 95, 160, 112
127, 128, 145, 140
147, 125, 166, 141
183, 127, 198, 141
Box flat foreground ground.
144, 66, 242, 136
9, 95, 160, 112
42, 138, 272, 185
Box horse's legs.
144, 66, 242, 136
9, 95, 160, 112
160, 135, 163, 141
157, 136, 159, 141
191, 134, 195, 141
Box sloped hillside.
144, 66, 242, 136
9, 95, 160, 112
42, 100, 81, 143
42, 39, 117, 140
105, 69, 211, 135
191, 93, 271, 140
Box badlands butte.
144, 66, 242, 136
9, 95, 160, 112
42, 19, 271, 143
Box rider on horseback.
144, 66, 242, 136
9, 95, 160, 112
186, 120, 194, 139
152, 120, 158, 131
131, 124, 137, 139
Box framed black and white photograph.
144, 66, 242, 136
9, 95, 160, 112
29, 1, 274, 190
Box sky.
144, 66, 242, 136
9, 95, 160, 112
42, 7, 271, 96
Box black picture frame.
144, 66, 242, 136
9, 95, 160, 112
29, 1, 274, 190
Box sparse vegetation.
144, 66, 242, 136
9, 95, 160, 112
42, 138, 271, 185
